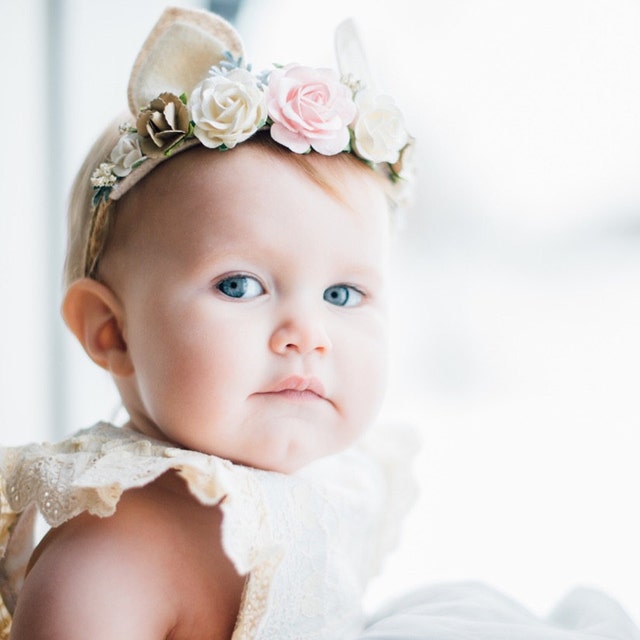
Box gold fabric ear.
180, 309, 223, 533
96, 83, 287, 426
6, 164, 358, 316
127, 6, 245, 115
334, 18, 374, 90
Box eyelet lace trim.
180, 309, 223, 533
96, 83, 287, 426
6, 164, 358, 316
0, 422, 418, 639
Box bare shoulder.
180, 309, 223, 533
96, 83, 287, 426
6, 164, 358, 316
10, 472, 244, 640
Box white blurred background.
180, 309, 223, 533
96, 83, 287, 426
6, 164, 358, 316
1, 0, 639, 626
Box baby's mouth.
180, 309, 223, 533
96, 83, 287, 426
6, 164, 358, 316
258, 375, 328, 402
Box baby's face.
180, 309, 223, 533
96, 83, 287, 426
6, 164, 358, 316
102, 145, 390, 472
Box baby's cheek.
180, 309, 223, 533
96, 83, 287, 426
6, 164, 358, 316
342, 335, 388, 425
364, 351, 388, 409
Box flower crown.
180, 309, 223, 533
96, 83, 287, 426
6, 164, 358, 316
84, 7, 413, 278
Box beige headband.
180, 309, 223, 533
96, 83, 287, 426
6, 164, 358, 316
84, 6, 413, 278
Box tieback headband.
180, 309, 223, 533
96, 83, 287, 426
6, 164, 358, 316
85, 7, 414, 278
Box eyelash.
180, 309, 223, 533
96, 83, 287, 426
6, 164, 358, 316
323, 284, 365, 307
214, 274, 367, 307
215, 274, 265, 299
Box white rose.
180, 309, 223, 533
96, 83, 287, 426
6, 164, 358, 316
352, 91, 409, 164
110, 133, 145, 177
190, 67, 267, 149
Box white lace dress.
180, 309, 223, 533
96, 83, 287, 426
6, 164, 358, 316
1, 423, 638, 640
0, 422, 416, 640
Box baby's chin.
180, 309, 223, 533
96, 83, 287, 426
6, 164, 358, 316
126, 413, 355, 474
225, 444, 328, 475
225, 435, 348, 475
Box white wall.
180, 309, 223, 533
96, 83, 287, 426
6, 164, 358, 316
1, 0, 639, 626
1, 1, 50, 446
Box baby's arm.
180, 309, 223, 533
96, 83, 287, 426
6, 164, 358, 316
10, 510, 176, 638
10, 473, 244, 639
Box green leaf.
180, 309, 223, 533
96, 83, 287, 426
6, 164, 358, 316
92, 187, 111, 208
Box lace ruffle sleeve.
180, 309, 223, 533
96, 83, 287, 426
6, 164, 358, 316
0, 423, 282, 637
0, 421, 418, 639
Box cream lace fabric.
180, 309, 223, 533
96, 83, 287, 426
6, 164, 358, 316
0, 422, 418, 639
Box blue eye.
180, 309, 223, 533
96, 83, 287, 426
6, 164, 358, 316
216, 275, 264, 299
323, 285, 364, 307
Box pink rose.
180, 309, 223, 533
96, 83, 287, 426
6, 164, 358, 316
265, 65, 356, 155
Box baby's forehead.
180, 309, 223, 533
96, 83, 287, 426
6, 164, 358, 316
125, 141, 388, 219
108, 144, 390, 272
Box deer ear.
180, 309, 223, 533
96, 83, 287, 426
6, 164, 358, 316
334, 18, 374, 90
127, 6, 244, 114
62, 278, 133, 377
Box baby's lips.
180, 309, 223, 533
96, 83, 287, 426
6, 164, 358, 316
264, 375, 327, 399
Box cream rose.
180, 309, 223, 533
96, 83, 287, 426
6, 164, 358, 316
265, 64, 356, 156
109, 133, 145, 177
352, 91, 409, 164
190, 67, 266, 149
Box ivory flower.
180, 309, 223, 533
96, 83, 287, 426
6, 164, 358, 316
351, 91, 409, 164
190, 67, 266, 149
109, 133, 145, 177
265, 65, 356, 156
90, 162, 117, 188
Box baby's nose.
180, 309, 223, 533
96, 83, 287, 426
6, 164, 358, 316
269, 315, 332, 356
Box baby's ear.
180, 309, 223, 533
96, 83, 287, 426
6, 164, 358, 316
62, 279, 133, 376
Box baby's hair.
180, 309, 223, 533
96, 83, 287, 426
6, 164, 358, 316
64, 120, 391, 289
248, 129, 391, 209
65, 116, 124, 288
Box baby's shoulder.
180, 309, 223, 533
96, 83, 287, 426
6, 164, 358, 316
11, 472, 244, 640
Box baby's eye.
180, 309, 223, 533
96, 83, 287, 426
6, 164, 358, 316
323, 285, 364, 307
216, 275, 264, 299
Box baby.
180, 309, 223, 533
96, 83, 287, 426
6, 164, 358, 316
1, 7, 414, 639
